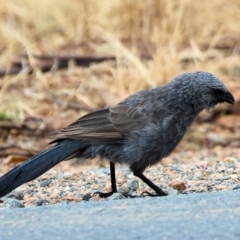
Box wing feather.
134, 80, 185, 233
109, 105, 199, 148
50, 90, 171, 145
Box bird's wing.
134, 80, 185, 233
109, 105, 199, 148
49, 108, 122, 143
50, 95, 172, 144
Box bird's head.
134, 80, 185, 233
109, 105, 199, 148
175, 71, 235, 111
194, 71, 234, 110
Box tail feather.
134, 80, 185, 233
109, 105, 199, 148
0, 139, 85, 198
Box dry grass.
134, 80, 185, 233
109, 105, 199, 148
0, 0, 239, 132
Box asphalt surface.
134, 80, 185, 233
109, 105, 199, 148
1, 190, 240, 240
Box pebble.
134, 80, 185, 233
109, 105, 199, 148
233, 185, 240, 190
1, 158, 240, 208
2, 198, 25, 208
50, 192, 60, 199
214, 180, 223, 184
118, 185, 130, 194
5, 190, 24, 200
82, 193, 92, 201
34, 199, 45, 206
127, 179, 139, 191
169, 180, 186, 191
39, 179, 52, 187
108, 193, 126, 200
227, 180, 234, 185
167, 187, 179, 195
222, 176, 231, 180
223, 157, 237, 163
58, 173, 72, 180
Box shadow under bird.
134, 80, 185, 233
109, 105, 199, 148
0, 71, 235, 198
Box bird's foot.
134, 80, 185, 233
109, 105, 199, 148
93, 191, 137, 199
141, 190, 168, 197
93, 191, 117, 198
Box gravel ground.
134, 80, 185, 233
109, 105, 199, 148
1, 150, 240, 208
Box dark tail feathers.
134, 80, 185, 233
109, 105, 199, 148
0, 139, 86, 198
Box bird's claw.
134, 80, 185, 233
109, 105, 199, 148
93, 191, 116, 198
141, 191, 168, 197
93, 191, 137, 198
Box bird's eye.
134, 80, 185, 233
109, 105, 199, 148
212, 89, 223, 96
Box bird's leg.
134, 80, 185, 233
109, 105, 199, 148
93, 162, 117, 198
133, 172, 168, 197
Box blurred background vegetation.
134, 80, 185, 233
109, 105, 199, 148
0, 0, 240, 165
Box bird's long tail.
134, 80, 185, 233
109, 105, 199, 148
0, 139, 86, 198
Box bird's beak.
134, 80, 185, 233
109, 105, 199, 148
221, 91, 235, 105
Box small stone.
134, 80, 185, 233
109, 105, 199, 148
169, 180, 186, 191
50, 192, 60, 199
207, 182, 215, 187
58, 173, 71, 180
118, 185, 130, 194
230, 174, 238, 181
35, 193, 46, 199
60, 192, 67, 197
223, 157, 237, 163
34, 199, 45, 206
65, 193, 80, 202
101, 168, 110, 174
127, 179, 139, 191
39, 179, 52, 187
121, 167, 130, 172
206, 133, 226, 145
41, 189, 48, 194
197, 175, 205, 180
82, 193, 92, 201
5, 190, 24, 200
214, 180, 223, 184
3, 198, 25, 208
167, 187, 179, 195
64, 187, 73, 192
233, 185, 240, 190
227, 179, 234, 185
108, 193, 126, 200
222, 176, 231, 180
187, 176, 193, 180
95, 169, 107, 177
39, 175, 48, 180
27, 196, 38, 203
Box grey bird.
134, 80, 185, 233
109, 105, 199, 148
0, 71, 235, 198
